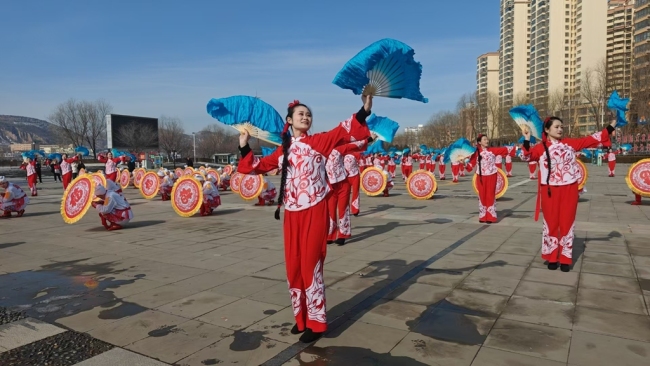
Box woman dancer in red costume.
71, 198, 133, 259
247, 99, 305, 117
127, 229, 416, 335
237, 96, 372, 343
466, 134, 515, 224
521, 117, 615, 272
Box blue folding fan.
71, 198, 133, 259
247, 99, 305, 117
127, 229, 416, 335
21, 151, 35, 160
48, 153, 62, 161
607, 90, 629, 128
402, 148, 411, 155
110, 148, 125, 157
207, 96, 284, 146
333, 39, 428, 103
75, 146, 90, 157
366, 114, 400, 143
581, 149, 593, 159
621, 144, 632, 151
261, 146, 275, 157
518, 135, 537, 144
366, 140, 386, 154
444, 138, 476, 164
509, 105, 544, 140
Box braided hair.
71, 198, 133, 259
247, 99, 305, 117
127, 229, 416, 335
275, 100, 311, 220
542, 117, 562, 197
476, 135, 484, 183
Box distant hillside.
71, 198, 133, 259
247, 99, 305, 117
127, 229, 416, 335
0, 115, 57, 145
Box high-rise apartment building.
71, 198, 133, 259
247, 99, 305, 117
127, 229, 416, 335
606, 0, 634, 98
477, 52, 500, 137
499, 0, 531, 109
632, 0, 650, 124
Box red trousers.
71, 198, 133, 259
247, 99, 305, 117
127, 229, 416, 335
62, 172, 72, 189
438, 163, 446, 179
387, 165, 396, 178
451, 164, 460, 182
27, 175, 37, 196
106, 172, 118, 182
327, 181, 351, 241
476, 173, 498, 223
402, 165, 413, 180
347, 174, 360, 215
505, 162, 513, 176
541, 183, 578, 265
608, 161, 616, 175
496, 162, 503, 171
419, 162, 425, 170
528, 162, 537, 179
284, 199, 328, 332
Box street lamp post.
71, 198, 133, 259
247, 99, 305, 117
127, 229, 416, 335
192, 132, 196, 164
172, 150, 176, 168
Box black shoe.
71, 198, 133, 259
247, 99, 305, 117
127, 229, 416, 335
299, 328, 323, 343
335, 238, 346, 246
560, 264, 570, 272
353, 213, 358, 217
290, 324, 304, 335
547, 262, 559, 270
327, 240, 334, 244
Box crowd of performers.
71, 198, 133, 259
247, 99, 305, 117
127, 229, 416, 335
3, 100, 649, 348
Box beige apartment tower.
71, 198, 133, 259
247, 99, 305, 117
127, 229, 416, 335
606, 0, 634, 98
499, 0, 530, 110
477, 52, 500, 137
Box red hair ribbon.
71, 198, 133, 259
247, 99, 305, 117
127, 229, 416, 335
282, 122, 290, 134
288, 100, 301, 108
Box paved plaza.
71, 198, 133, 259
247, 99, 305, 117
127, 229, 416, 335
1, 162, 649, 365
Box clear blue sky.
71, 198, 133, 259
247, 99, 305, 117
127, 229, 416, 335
0, 0, 499, 133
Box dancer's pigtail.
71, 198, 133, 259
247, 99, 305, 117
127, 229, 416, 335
542, 117, 558, 197
275, 129, 291, 220
476, 135, 484, 183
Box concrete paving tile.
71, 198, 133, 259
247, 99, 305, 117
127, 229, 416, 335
168, 271, 243, 293
522, 268, 579, 287
568, 330, 650, 366
124, 284, 201, 309
574, 306, 650, 342
411, 267, 471, 288
514, 281, 576, 303
584, 243, 630, 255
328, 274, 391, 295
383, 282, 451, 305
322, 270, 350, 287
500, 295, 574, 329
390, 332, 480, 366
409, 307, 496, 345
583, 252, 632, 265
126, 320, 231, 363
484, 319, 571, 362
156, 290, 240, 319
56, 299, 148, 332
325, 287, 369, 320
459, 274, 520, 296
0, 318, 66, 351
88, 310, 189, 347
321, 257, 374, 274
484, 253, 535, 267
315, 320, 408, 353
579, 273, 641, 294
74, 348, 170, 366
244, 307, 301, 344
577, 288, 647, 315
581, 261, 636, 278
217, 260, 275, 276
175, 334, 291, 366
353, 299, 426, 331
340, 248, 394, 262
441, 289, 509, 317
210, 276, 283, 298
196, 299, 283, 330
470, 264, 527, 280
247, 282, 291, 307
472, 347, 566, 366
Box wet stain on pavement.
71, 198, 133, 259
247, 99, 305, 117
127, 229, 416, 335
263, 309, 277, 315
148, 325, 180, 337
0, 259, 148, 323
201, 359, 222, 365
229, 330, 270, 352
0, 242, 25, 249
293, 346, 428, 365
406, 299, 492, 345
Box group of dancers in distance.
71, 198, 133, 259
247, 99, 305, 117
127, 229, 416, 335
3, 37, 649, 346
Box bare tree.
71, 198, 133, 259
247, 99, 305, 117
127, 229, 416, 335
486, 91, 502, 139
48, 99, 111, 156
158, 116, 192, 161
196, 124, 238, 160
48, 99, 87, 148
581, 59, 608, 131
114, 123, 159, 153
